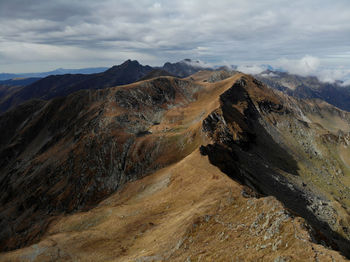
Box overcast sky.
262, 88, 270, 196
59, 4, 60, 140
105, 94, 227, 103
1, 0, 350, 79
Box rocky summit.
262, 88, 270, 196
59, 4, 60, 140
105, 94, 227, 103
0, 69, 350, 261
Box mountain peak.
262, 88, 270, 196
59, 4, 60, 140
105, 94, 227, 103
107, 60, 146, 73
122, 59, 140, 65
115, 59, 141, 68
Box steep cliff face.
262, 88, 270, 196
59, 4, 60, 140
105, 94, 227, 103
1, 72, 350, 260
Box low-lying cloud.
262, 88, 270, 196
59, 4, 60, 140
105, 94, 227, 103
272, 56, 350, 85
316, 68, 350, 85
236, 55, 350, 85
182, 59, 213, 69
275, 56, 320, 76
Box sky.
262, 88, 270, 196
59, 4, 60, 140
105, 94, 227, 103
1, 0, 350, 81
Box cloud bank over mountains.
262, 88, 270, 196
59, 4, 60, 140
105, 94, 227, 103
0, 0, 350, 82
237, 55, 350, 85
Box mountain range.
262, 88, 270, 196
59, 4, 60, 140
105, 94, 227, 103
0, 59, 213, 113
256, 71, 350, 112
0, 61, 350, 261
2, 59, 350, 116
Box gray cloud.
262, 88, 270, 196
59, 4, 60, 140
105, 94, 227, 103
1, 0, 350, 75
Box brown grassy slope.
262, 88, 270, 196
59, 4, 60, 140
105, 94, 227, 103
0, 150, 347, 262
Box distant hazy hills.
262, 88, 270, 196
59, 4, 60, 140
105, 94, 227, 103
256, 71, 350, 112
0, 67, 109, 81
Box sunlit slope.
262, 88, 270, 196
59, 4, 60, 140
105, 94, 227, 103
1, 150, 347, 261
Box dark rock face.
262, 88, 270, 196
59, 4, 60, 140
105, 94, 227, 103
115, 78, 177, 110
201, 78, 298, 185
207, 70, 238, 83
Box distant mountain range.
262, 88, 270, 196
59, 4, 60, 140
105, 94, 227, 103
256, 70, 350, 112
0, 59, 211, 113
0, 67, 109, 81
0, 59, 213, 81
1, 59, 350, 115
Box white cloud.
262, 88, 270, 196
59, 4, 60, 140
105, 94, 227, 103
275, 55, 320, 76
316, 68, 350, 83
237, 65, 265, 75
265, 55, 350, 84
182, 59, 213, 69
260, 72, 279, 78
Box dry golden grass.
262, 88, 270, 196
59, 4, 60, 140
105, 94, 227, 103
1, 150, 347, 261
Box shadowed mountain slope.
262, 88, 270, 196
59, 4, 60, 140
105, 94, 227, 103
0, 60, 153, 113
0, 76, 206, 252
0, 78, 41, 87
